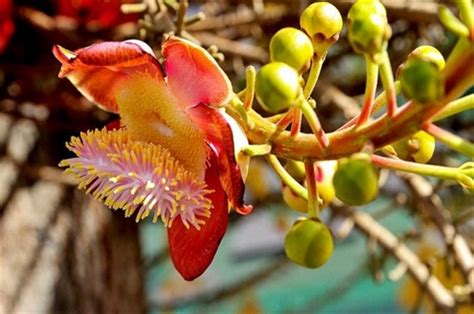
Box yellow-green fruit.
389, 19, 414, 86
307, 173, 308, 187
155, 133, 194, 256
333, 154, 379, 205
392, 131, 435, 164
407, 45, 445, 70
316, 160, 337, 207
270, 28, 314, 72
285, 218, 334, 268
299, 2, 343, 56
255, 62, 300, 113
285, 160, 306, 182
347, 0, 391, 62
398, 59, 444, 104
282, 184, 308, 213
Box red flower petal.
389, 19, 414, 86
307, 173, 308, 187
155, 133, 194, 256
188, 104, 252, 215
162, 37, 232, 109
167, 150, 228, 281
53, 40, 163, 113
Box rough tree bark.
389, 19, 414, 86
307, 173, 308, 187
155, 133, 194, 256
0, 113, 146, 314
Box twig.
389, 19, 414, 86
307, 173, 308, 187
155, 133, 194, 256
333, 203, 455, 312
402, 173, 474, 303
151, 257, 289, 310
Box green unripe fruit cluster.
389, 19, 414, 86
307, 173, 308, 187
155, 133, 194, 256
255, 62, 300, 113
300, 2, 343, 57
398, 45, 445, 104
392, 131, 435, 164
270, 28, 314, 72
333, 153, 379, 206
285, 217, 334, 268
347, 0, 391, 62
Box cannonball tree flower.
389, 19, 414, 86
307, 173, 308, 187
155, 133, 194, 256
53, 37, 252, 280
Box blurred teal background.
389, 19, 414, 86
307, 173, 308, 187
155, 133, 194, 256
141, 195, 414, 314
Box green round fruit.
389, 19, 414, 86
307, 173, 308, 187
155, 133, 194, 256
392, 131, 435, 164
316, 160, 337, 208
282, 184, 308, 213
398, 59, 444, 104
270, 27, 314, 72
285, 160, 306, 182
285, 217, 334, 268
255, 62, 300, 113
299, 2, 343, 56
333, 154, 379, 205
407, 45, 445, 70
347, 0, 391, 62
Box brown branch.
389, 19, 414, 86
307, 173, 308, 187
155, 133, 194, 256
334, 203, 456, 313
402, 173, 474, 303
192, 32, 268, 62
151, 257, 289, 311
187, 4, 287, 31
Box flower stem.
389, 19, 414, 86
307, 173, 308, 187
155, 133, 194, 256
303, 55, 325, 99
241, 144, 272, 157
423, 123, 474, 158
265, 155, 308, 200
432, 94, 474, 121
229, 96, 255, 129
304, 160, 320, 218
298, 97, 329, 148
456, 0, 474, 37
269, 108, 296, 141
290, 109, 302, 137
243, 66, 256, 110
379, 50, 397, 117
371, 155, 466, 182
438, 5, 470, 38
338, 81, 401, 130
357, 56, 379, 127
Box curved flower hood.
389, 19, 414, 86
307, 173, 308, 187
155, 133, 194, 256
53, 37, 252, 280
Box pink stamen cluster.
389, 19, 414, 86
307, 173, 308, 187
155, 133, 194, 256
60, 128, 213, 229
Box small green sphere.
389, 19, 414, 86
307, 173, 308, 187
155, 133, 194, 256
255, 62, 300, 113
285, 160, 306, 182
285, 218, 334, 268
392, 131, 435, 164
333, 154, 379, 206
347, 0, 391, 62
316, 160, 337, 208
270, 28, 314, 72
398, 59, 444, 104
282, 184, 308, 213
300, 2, 343, 56
408, 45, 445, 71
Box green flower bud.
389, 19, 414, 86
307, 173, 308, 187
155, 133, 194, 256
282, 184, 308, 213
270, 28, 314, 72
347, 0, 391, 62
407, 45, 446, 70
316, 160, 337, 208
333, 153, 379, 205
285, 217, 334, 268
285, 160, 306, 182
392, 131, 435, 164
300, 2, 343, 57
398, 59, 445, 104
283, 161, 336, 213
255, 62, 300, 113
